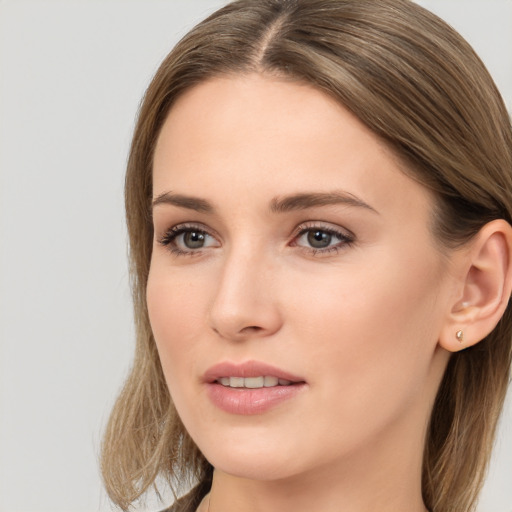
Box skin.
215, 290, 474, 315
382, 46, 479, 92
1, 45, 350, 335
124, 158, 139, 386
147, 74, 468, 512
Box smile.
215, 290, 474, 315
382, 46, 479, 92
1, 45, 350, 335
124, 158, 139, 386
216, 376, 293, 388
204, 361, 306, 414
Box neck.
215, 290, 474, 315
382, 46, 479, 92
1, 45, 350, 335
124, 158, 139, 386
206, 423, 429, 512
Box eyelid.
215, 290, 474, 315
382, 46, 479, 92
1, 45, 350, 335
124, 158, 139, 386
291, 220, 355, 239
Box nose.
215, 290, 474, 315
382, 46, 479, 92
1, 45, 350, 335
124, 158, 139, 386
208, 249, 283, 342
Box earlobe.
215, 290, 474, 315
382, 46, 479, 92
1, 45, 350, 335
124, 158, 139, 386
439, 219, 512, 352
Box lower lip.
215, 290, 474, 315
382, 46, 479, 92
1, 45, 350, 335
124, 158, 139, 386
206, 382, 305, 415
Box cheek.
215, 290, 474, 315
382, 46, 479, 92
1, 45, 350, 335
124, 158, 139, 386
285, 249, 446, 425
146, 266, 209, 390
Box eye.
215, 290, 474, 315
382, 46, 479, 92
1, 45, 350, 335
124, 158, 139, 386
158, 224, 219, 255
181, 230, 208, 249
306, 229, 335, 249
292, 223, 354, 254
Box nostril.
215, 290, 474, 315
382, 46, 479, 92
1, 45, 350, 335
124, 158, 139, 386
241, 326, 263, 333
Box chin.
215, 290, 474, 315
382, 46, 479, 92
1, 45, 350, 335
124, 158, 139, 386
206, 448, 300, 482
190, 423, 307, 481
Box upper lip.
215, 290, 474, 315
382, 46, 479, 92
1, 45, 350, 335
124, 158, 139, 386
203, 360, 305, 383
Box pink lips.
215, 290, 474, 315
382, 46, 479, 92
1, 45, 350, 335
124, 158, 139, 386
204, 360, 306, 415
204, 360, 304, 383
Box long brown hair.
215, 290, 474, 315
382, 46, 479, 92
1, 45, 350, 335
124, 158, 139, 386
101, 1, 512, 511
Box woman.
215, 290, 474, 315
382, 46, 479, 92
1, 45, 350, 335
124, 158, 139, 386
100, 1, 512, 511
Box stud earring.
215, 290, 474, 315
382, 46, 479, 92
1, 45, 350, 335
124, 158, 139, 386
456, 330, 464, 343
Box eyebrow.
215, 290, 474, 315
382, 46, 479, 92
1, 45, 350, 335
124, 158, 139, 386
270, 191, 378, 214
152, 192, 214, 213
151, 190, 378, 215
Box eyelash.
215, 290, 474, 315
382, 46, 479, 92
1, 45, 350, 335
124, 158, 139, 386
291, 222, 355, 256
157, 222, 355, 257
157, 223, 216, 257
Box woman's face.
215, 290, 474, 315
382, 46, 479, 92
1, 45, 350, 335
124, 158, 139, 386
148, 74, 455, 481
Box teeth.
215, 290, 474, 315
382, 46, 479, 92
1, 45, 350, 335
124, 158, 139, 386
264, 376, 278, 387
245, 376, 264, 388
217, 376, 294, 388
230, 377, 244, 388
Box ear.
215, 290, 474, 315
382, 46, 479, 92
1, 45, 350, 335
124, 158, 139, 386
439, 219, 512, 352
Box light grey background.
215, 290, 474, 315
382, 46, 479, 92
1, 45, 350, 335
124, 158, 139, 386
0, 1, 510, 511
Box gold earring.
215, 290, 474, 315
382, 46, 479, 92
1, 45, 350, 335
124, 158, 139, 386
456, 330, 464, 343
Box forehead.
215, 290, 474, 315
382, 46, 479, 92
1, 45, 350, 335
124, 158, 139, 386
152, 73, 432, 222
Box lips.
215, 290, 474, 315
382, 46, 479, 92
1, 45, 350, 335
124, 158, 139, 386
216, 376, 293, 388
203, 360, 305, 384
204, 360, 306, 415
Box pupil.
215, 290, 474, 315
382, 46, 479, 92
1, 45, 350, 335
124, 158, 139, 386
308, 230, 331, 248
184, 231, 205, 249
